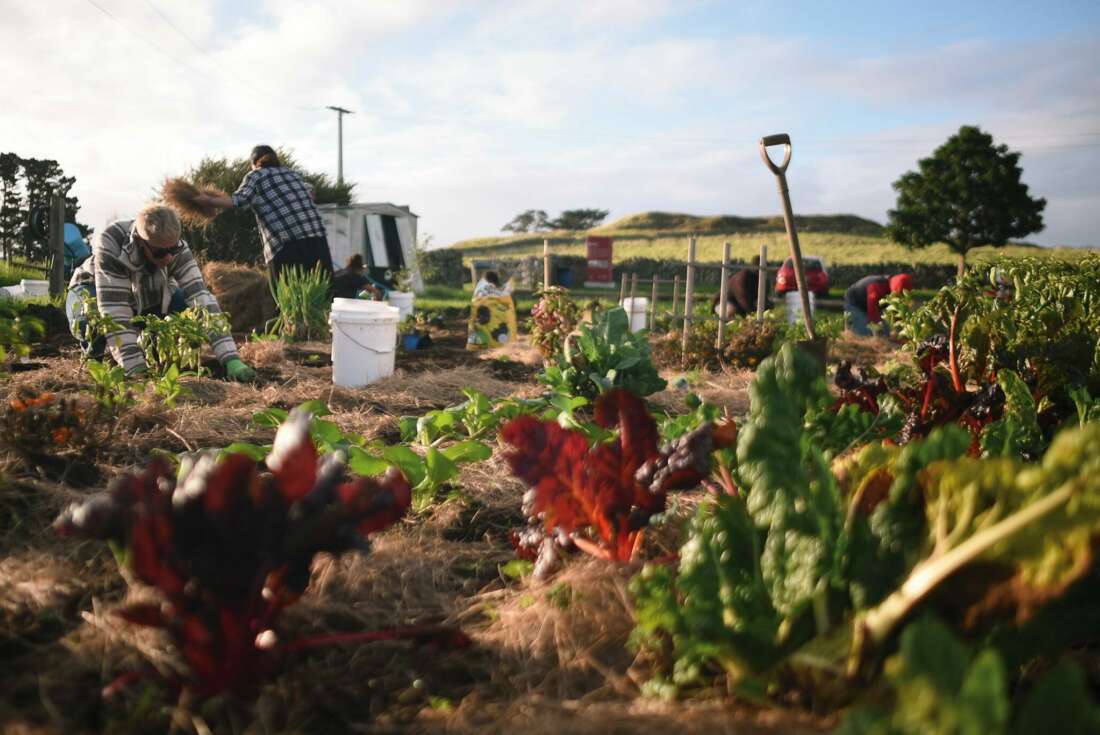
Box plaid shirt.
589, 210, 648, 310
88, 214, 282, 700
69, 220, 239, 374
232, 167, 326, 262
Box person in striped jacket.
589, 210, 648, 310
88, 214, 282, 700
65, 204, 256, 381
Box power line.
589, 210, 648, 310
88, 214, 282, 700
138, 0, 323, 113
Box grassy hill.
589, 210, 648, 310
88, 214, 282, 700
448, 212, 1091, 266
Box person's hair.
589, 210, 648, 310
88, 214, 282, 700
485, 271, 500, 286
250, 144, 281, 168
346, 254, 364, 270
136, 204, 181, 244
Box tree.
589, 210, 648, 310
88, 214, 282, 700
502, 209, 549, 233
886, 126, 1046, 276
164, 149, 355, 263
0, 154, 23, 264
549, 208, 609, 231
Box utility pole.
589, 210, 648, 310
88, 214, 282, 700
326, 106, 353, 186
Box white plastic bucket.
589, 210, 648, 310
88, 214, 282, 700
329, 299, 400, 387
784, 291, 816, 324
620, 297, 649, 332
20, 279, 49, 298
0, 285, 23, 299
386, 291, 415, 321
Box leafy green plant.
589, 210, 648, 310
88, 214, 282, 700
134, 308, 230, 376
838, 616, 1100, 735
630, 342, 1100, 704
86, 359, 138, 412
0, 299, 44, 368
540, 306, 666, 399
150, 364, 190, 408
268, 264, 331, 341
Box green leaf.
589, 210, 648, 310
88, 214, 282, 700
1013, 661, 1100, 735
500, 559, 533, 579
382, 445, 426, 488
295, 399, 332, 417
221, 442, 270, 461
440, 440, 492, 464
423, 447, 458, 488
347, 446, 390, 476
252, 407, 289, 428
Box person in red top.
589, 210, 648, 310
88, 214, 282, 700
844, 273, 912, 335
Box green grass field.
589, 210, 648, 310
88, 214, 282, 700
448, 212, 1095, 266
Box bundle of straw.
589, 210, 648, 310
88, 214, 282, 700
162, 178, 229, 226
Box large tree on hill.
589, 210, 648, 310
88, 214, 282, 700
502, 209, 550, 233
164, 149, 354, 263
886, 126, 1046, 277
549, 208, 609, 231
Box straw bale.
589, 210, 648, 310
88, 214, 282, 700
202, 260, 277, 334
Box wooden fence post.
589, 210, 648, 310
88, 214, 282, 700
672, 274, 680, 319
649, 274, 658, 331
49, 190, 65, 297
542, 238, 550, 291
469, 261, 478, 289
716, 241, 730, 350
619, 274, 627, 303
680, 235, 697, 368
756, 243, 767, 323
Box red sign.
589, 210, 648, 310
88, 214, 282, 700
584, 236, 614, 287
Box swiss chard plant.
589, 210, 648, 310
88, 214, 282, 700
527, 286, 581, 360
54, 408, 415, 700
540, 306, 666, 400
501, 388, 736, 577
630, 342, 1100, 705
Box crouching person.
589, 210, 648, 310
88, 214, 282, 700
65, 204, 256, 382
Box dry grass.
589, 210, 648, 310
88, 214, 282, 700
162, 178, 228, 226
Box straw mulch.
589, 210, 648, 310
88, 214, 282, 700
162, 178, 228, 226
202, 260, 277, 335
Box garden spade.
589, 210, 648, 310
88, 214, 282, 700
759, 133, 826, 365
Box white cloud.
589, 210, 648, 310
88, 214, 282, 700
1, 1, 1096, 250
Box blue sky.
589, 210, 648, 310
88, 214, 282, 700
3, 0, 1098, 248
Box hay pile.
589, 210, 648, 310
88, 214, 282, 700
162, 178, 228, 226
202, 261, 276, 335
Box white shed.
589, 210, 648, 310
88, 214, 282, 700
317, 202, 423, 293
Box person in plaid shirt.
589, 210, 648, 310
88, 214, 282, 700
66, 204, 256, 381
195, 145, 334, 289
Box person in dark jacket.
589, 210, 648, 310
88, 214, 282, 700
332, 255, 382, 299
711, 264, 765, 318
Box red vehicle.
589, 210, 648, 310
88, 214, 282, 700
775, 256, 829, 297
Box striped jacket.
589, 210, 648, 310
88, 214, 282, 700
69, 219, 239, 375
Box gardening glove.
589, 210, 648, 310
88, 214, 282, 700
225, 358, 257, 382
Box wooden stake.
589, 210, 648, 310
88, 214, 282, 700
672, 274, 680, 319
649, 274, 658, 331
716, 241, 730, 350
619, 274, 627, 303
757, 243, 767, 323
680, 235, 697, 368
48, 190, 65, 297
542, 238, 550, 291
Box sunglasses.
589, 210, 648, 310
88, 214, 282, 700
137, 235, 184, 258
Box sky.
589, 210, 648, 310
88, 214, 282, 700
3, 0, 1099, 249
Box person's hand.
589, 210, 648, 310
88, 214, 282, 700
225, 358, 257, 382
